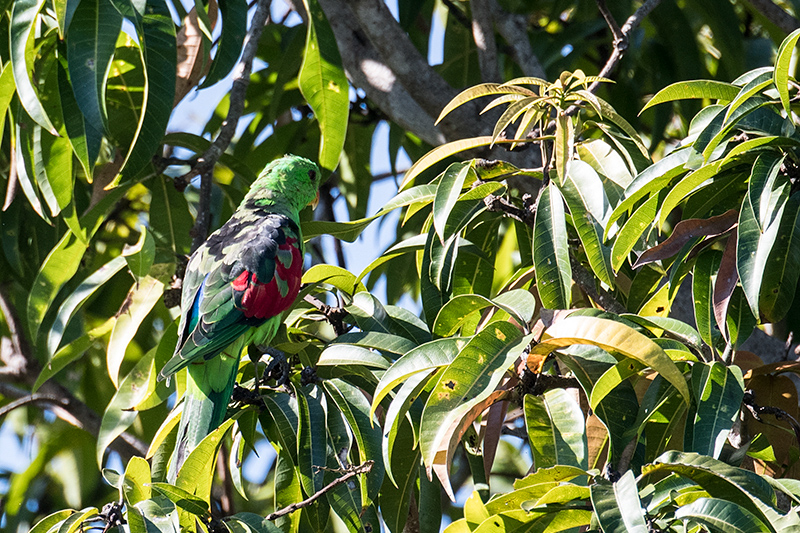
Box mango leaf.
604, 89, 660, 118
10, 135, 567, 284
29, 510, 75, 533
419, 322, 529, 469
332, 331, 416, 356
675, 497, 771, 533
524, 389, 587, 469
348, 292, 430, 344
534, 182, 571, 309
687, 362, 744, 459
382, 370, 431, 485
54, 508, 101, 533
559, 160, 614, 285
759, 192, 800, 323
323, 379, 385, 505
150, 483, 210, 518
441, 182, 505, 243
433, 162, 471, 242
317, 345, 391, 369
10, 0, 57, 134
774, 28, 800, 117
591, 472, 648, 533
303, 263, 367, 295
553, 112, 574, 185
299, 0, 349, 172
123, 456, 152, 506
657, 162, 722, 230
47, 255, 127, 356
640, 80, 740, 114
714, 234, 738, 341
35, 318, 115, 392
611, 193, 660, 272
261, 393, 299, 463
633, 209, 738, 269
421, 230, 458, 328
174, 418, 236, 503
295, 384, 327, 497
97, 346, 161, 466
371, 337, 465, 417
642, 451, 778, 527
606, 148, 691, 236
724, 71, 774, 123
737, 153, 788, 319
200, 0, 246, 88
532, 316, 690, 404
401, 137, 495, 190
66, 0, 122, 135
107, 276, 165, 387
433, 290, 536, 337
693, 249, 722, 352
115, 0, 177, 184
435, 83, 535, 125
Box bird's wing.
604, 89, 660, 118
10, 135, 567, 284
159, 212, 303, 379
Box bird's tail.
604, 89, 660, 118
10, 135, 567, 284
167, 348, 241, 482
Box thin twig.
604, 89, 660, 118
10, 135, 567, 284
0, 393, 70, 418
265, 461, 374, 521
174, 0, 272, 188
595, 0, 624, 44
587, 0, 662, 94
303, 294, 350, 336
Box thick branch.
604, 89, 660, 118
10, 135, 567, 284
490, 0, 546, 78
175, 0, 272, 186
745, 0, 800, 33
569, 256, 628, 315
265, 461, 374, 521
471, 0, 501, 82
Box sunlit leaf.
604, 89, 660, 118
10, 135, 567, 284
534, 182, 571, 309
640, 80, 740, 114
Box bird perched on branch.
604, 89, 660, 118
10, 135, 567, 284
159, 155, 321, 481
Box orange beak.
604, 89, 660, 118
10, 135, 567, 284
310, 191, 320, 209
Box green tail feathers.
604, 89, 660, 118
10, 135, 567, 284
167, 350, 241, 482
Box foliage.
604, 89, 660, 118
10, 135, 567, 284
4, 1, 800, 533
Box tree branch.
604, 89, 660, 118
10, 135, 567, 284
265, 461, 374, 521
489, 0, 546, 78
745, 0, 800, 33
471, 0, 501, 82
588, 0, 662, 94
303, 294, 350, 336
175, 0, 272, 187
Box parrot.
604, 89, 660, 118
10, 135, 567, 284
158, 155, 321, 481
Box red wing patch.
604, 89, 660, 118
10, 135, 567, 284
231, 238, 303, 319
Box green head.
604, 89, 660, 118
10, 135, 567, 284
244, 155, 322, 214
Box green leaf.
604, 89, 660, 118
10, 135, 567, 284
401, 136, 495, 190
737, 153, 788, 319
303, 263, 367, 295
10, 0, 57, 134
66, 0, 122, 135
0, 64, 16, 146
759, 192, 800, 323
261, 393, 299, 463
371, 337, 465, 417
149, 175, 193, 257
347, 292, 431, 345
606, 148, 690, 236
611, 192, 660, 272
532, 316, 691, 404
432, 162, 471, 242
559, 160, 614, 285
432, 290, 536, 337
299, 0, 349, 173
688, 362, 744, 459
150, 482, 210, 518
107, 276, 164, 387
317, 345, 391, 369
774, 28, 800, 117
47, 255, 126, 356
554, 112, 574, 185
176, 418, 236, 501
97, 346, 161, 466
295, 384, 327, 496
676, 497, 771, 533
116, 0, 177, 184
324, 379, 385, 505
419, 322, 530, 467
123, 456, 152, 505
124, 228, 157, 283
200, 0, 246, 88
56, 508, 100, 533
29, 510, 75, 533
692, 250, 722, 352
591, 472, 648, 533
57, 60, 97, 177
640, 80, 740, 114
421, 230, 458, 327
332, 331, 417, 356
27, 232, 87, 338
435, 83, 535, 124
534, 182, 571, 309
643, 451, 778, 527
658, 161, 722, 230
524, 389, 587, 469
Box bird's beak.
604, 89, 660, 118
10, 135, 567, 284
310, 191, 320, 209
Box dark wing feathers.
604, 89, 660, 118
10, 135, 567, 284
159, 211, 301, 380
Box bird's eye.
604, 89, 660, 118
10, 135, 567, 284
308, 170, 317, 181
